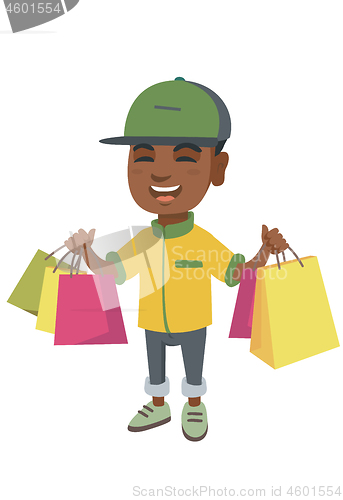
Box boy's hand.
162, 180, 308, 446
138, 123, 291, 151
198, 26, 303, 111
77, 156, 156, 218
64, 229, 96, 253
262, 225, 289, 254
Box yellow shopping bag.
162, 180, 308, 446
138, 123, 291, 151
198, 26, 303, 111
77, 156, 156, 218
250, 255, 339, 368
36, 267, 86, 334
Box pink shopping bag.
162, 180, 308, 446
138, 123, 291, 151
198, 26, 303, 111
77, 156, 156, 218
93, 274, 120, 311
54, 274, 127, 345
229, 268, 257, 338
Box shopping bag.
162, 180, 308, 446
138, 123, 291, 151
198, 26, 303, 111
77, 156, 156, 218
54, 274, 127, 345
248, 297, 254, 328
7, 250, 69, 316
250, 256, 339, 368
36, 267, 86, 334
93, 274, 120, 311
229, 268, 257, 338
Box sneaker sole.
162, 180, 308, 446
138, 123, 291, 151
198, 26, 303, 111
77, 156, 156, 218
128, 416, 171, 432
182, 424, 208, 442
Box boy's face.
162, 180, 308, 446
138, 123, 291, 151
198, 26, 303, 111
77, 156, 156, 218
128, 144, 229, 215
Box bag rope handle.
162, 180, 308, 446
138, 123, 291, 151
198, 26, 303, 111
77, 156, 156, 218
45, 245, 65, 260
287, 247, 304, 268
69, 248, 79, 277
52, 249, 72, 273
75, 248, 84, 275
253, 244, 304, 272
46, 236, 104, 277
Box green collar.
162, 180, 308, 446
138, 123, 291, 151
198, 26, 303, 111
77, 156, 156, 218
151, 212, 194, 239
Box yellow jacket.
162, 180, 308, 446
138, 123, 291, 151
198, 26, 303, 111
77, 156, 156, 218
106, 212, 244, 333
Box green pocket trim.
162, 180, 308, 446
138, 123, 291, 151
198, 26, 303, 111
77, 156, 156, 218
175, 260, 203, 269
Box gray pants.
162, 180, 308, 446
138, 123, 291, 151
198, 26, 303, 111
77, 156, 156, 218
144, 328, 207, 398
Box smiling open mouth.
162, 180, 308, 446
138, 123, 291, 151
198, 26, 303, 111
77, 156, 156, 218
149, 185, 182, 202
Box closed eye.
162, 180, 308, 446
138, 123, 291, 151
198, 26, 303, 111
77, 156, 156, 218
175, 156, 197, 163
134, 156, 154, 163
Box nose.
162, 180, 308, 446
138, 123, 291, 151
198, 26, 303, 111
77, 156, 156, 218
151, 174, 172, 183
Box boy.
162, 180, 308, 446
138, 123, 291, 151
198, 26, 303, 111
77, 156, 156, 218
65, 78, 288, 441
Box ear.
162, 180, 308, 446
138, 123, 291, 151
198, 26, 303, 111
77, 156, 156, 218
211, 152, 229, 186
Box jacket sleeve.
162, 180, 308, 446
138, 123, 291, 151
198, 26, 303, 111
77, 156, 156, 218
206, 233, 245, 287
106, 227, 158, 284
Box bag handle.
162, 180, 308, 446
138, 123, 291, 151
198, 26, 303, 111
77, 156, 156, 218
69, 248, 79, 277
46, 241, 104, 277
46, 231, 83, 274
286, 246, 304, 268
253, 244, 304, 272
75, 248, 83, 275
52, 249, 72, 274
45, 244, 72, 274
46, 246, 80, 276
275, 246, 304, 270
45, 245, 65, 260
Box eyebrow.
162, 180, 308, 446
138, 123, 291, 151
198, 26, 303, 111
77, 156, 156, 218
133, 144, 155, 152
173, 143, 202, 153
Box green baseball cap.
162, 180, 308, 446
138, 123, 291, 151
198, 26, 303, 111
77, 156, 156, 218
100, 77, 231, 147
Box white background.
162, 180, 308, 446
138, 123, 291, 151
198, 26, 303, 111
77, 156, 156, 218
1, 1, 342, 499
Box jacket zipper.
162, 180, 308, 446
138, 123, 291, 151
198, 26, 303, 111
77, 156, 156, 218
161, 232, 171, 334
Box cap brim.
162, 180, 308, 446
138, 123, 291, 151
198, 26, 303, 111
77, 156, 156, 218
99, 136, 218, 147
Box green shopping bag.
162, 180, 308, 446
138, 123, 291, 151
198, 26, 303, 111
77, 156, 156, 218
7, 249, 69, 316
